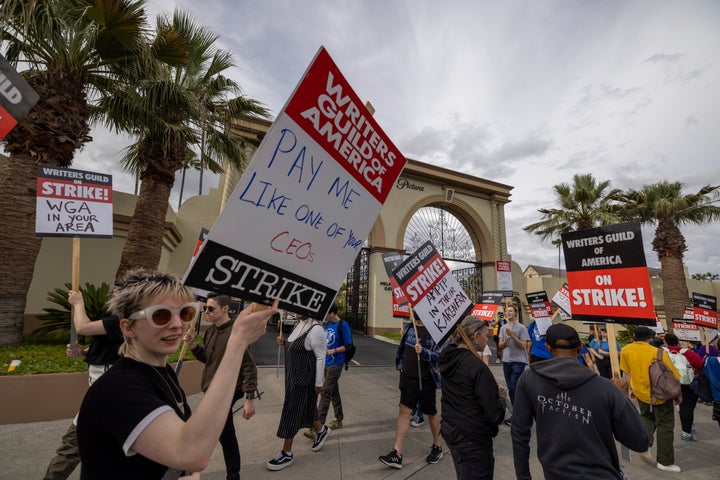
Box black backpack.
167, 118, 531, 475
690, 357, 714, 403
337, 319, 356, 370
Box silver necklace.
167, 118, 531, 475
153, 366, 185, 413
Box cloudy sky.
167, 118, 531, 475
73, 0, 720, 276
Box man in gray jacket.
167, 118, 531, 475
511, 324, 649, 480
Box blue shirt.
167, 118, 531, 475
325, 319, 352, 367
528, 321, 552, 359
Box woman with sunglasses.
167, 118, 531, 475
77, 269, 278, 479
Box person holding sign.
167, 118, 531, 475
76, 269, 277, 479
439, 316, 506, 479
663, 333, 704, 442
619, 326, 682, 473
498, 304, 530, 422
511, 324, 649, 480
183, 293, 260, 480
379, 315, 443, 469
45, 291, 122, 480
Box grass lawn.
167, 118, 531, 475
0, 338, 193, 376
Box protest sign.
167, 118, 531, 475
184, 47, 406, 317
392, 241, 473, 344
552, 283, 572, 317
496, 260, 512, 291
561, 221, 655, 325
0, 54, 39, 140
470, 303, 500, 322
382, 251, 410, 318
672, 318, 702, 342
684, 306, 694, 320
35, 165, 113, 238
526, 290, 554, 335
692, 292, 718, 329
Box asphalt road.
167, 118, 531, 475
247, 326, 398, 367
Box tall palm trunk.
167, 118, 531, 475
116, 169, 175, 279
0, 153, 44, 345
653, 219, 689, 334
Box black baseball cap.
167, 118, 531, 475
545, 324, 581, 349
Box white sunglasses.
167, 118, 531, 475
129, 302, 200, 328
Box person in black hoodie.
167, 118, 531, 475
511, 324, 649, 480
439, 316, 506, 480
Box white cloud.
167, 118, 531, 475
66, 0, 720, 277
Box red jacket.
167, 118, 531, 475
666, 345, 704, 374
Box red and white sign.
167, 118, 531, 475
552, 283, 572, 320
693, 292, 718, 329
392, 241, 473, 343
672, 318, 702, 342
561, 222, 655, 325
382, 251, 409, 318
471, 303, 500, 322
496, 260, 512, 291
35, 165, 113, 238
526, 290, 553, 334
0, 54, 39, 140
184, 47, 406, 318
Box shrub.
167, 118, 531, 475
29, 282, 112, 341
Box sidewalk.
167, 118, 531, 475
1, 365, 718, 479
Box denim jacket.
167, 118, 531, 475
396, 322, 442, 388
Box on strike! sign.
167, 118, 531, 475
692, 292, 718, 329
561, 222, 655, 325
392, 241, 473, 344
35, 165, 113, 238
184, 47, 406, 318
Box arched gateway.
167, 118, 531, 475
345, 159, 513, 335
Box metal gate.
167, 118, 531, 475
344, 247, 370, 333
452, 264, 483, 304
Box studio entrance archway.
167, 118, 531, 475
403, 205, 483, 303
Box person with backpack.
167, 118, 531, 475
304, 303, 352, 438
662, 333, 704, 442
620, 326, 682, 473
703, 354, 720, 427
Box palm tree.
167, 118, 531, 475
98, 10, 268, 279
0, 0, 152, 346
618, 182, 720, 328
523, 173, 622, 242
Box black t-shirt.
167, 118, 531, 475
78, 357, 191, 479
85, 315, 122, 366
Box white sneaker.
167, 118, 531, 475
657, 464, 681, 473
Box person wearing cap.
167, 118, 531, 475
511, 324, 649, 480
619, 325, 681, 473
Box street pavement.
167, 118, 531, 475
1, 334, 719, 479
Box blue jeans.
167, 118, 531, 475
503, 362, 526, 405
447, 441, 494, 480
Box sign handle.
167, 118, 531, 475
606, 323, 620, 377
70, 237, 80, 345
277, 314, 284, 379
409, 305, 423, 392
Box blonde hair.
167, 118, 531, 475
452, 315, 488, 346
112, 269, 195, 356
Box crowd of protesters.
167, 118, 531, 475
42, 279, 719, 479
